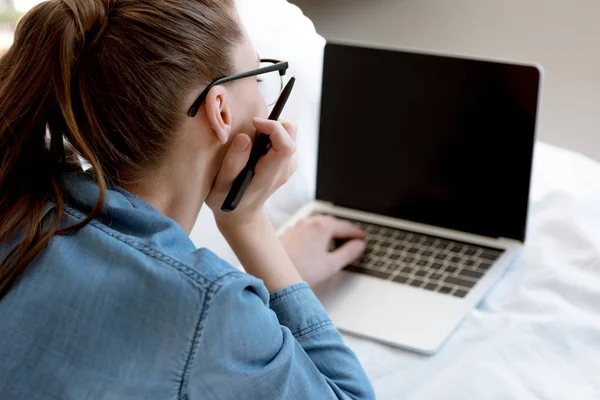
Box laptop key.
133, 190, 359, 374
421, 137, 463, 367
481, 250, 502, 261
392, 274, 409, 284
453, 289, 468, 298
396, 232, 408, 240
401, 266, 413, 274
478, 261, 493, 270
444, 276, 476, 289
384, 264, 400, 273
464, 248, 477, 256
407, 236, 419, 244
424, 283, 438, 291
438, 285, 453, 295
410, 278, 425, 288
415, 270, 427, 278
345, 265, 390, 280
434, 241, 446, 249
364, 269, 392, 280
416, 259, 428, 267
430, 272, 443, 281
458, 269, 484, 279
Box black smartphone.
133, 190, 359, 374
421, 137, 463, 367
221, 77, 296, 212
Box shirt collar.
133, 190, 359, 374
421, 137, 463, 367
62, 171, 197, 254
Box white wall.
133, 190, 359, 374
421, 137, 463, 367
0, 1, 42, 49
14, 0, 42, 12
293, 0, 600, 161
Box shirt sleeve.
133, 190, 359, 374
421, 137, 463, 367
185, 272, 375, 400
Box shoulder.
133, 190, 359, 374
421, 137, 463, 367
53, 202, 272, 346
60, 203, 251, 292
0, 200, 271, 398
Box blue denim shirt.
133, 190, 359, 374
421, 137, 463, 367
0, 173, 374, 400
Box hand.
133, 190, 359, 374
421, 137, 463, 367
279, 215, 366, 286
206, 117, 297, 233
205, 118, 303, 292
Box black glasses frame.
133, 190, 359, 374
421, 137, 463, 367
187, 59, 289, 117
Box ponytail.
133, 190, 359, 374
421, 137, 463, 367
0, 0, 115, 297
0, 0, 243, 298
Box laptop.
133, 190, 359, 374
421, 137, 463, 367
279, 42, 543, 354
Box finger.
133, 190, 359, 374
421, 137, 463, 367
211, 134, 252, 192
279, 120, 297, 142
251, 118, 296, 187
326, 218, 366, 239
329, 239, 366, 271
253, 118, 295, 156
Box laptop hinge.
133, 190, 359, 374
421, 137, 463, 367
317, 202, 523, 249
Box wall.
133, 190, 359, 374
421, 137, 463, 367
292, 0, 600, 161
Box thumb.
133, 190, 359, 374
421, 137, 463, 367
328, 239, 366, 271
212, 134, 252, 193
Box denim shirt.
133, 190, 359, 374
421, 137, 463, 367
0, 173, 374, 400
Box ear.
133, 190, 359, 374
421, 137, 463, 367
203, 86, 232, 145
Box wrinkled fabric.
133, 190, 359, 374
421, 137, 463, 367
0, 172, 374, 400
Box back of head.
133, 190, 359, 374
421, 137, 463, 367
0, 0, 242, 297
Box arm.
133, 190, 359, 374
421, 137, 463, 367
186, 272, 375, 400
206, 118, 303, 293
200, 119, 374, 398
216, 209, 302, 292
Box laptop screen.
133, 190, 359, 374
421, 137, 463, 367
316, 43, 541, 242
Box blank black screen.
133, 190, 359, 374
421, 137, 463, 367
317, 44, 540, 241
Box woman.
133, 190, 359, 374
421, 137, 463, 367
0, 0, 374, 399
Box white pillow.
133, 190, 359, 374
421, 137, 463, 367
189, 0, 325, 264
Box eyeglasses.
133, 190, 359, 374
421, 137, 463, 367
187, 59, 289, 118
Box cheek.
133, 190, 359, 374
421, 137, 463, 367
255, 85, 269, 119
243, 80, 268, 116
231, 81, 269, 136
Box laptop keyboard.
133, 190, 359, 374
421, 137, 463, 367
320, 215, 504, 298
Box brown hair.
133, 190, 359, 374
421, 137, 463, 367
0, 0, 242, 297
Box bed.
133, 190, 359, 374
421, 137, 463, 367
190, 1, 600, 398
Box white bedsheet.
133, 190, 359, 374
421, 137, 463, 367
190, 2, 600, 398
